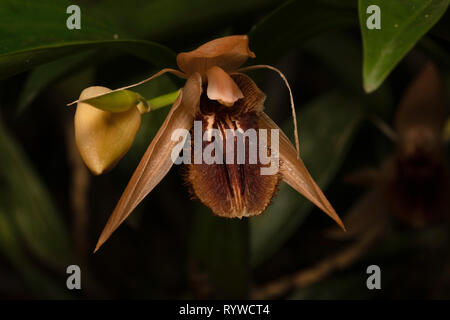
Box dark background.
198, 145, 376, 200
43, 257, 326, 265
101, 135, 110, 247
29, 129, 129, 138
0, 0, 449, 299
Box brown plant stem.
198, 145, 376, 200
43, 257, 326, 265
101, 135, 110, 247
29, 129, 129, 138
65, 116, 91, 256
252, 224, 385, 299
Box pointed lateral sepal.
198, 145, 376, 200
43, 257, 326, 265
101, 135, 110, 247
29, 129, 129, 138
94, 73, 203, 252
259, 112, 345, 230
75, 86, 141, 175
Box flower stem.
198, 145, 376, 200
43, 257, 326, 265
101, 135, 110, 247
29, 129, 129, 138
147, 89, 180, 111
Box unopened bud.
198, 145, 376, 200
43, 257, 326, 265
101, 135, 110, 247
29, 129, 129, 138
74, 86, 141, 175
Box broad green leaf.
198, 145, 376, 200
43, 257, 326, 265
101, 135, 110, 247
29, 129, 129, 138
359, 0, 449, 93
249, 0, 357, 64
250, 93, 363, 267
0, 39, 176, 80
16, 51, 95, 114
0, 0, 176, 79
190, 206, 249, 298
77, 89, 149, 113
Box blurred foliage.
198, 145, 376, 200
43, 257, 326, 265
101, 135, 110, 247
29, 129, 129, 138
190, 207, 249, 299
0, 0, 449, 299
0, 116, 72, 298
359, 0, 449, 92
0, 0, 175, 79
249, 0, 358, 64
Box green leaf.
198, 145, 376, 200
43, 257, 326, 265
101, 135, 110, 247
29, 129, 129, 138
359, 0, 449, 92
250, 93, 363, 267
77, 89, 149, 113
249, 0, 357, 64
0, 0, 176, 79
190, 206, 249, 298
16, 51, 95, 114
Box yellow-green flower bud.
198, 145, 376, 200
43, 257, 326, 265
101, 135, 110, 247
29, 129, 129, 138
75, 86, 141, 175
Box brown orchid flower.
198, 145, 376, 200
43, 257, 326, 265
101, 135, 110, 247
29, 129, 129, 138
385, 62, 450, 226
70, 35, 344, 252
335, 61, 450, 234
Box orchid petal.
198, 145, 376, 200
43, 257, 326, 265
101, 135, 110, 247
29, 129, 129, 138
259, 112, 345, 230
394, 62, 448, 161
176, 35, 255, 75
395, 62, 447, 139
94, 73, 203, 252
206, 66, 243, 106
